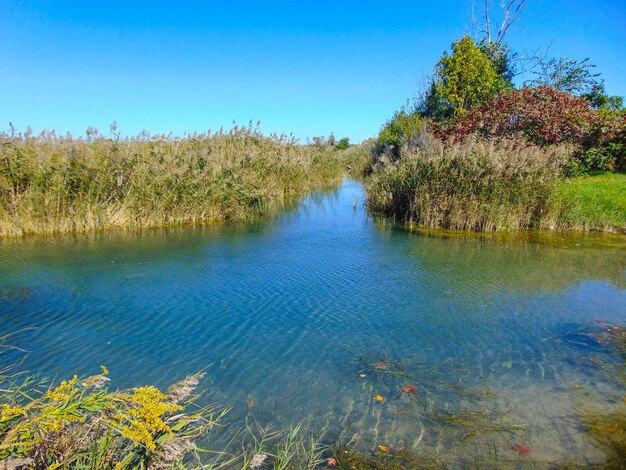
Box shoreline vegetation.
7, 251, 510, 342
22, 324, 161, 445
365, 134, 626, 233
0, 125, 369, 238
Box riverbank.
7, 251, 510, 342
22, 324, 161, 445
0, 127, 369, 238
365, 138, 626, 233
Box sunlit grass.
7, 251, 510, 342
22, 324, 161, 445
0, 125, 369, 237
550, 173, 626, 231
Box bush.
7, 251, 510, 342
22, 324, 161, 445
441, 86, 599, 146
567, 110, 626, 175
374, 111, 425, 160
335, 137, 351, 150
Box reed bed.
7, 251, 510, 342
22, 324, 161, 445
0, 125, 365, 237
366, 137, 571, 232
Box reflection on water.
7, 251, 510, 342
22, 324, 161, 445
1, 179, 625, 466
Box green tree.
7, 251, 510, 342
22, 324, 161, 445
528, 57, 624, 110
528, 57, 601, 95
335, 137, 350, 149
421, 36, 501, 119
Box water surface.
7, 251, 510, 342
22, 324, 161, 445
1, 179, 625, 466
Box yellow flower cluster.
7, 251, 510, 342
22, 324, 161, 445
41, 413, 84, 432
0, 403, 27, 419
117, 386, 181, 451
44, 375, 78, 402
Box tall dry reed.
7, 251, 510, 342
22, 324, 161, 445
0, 125, 364, 237
366, 136, 572, 231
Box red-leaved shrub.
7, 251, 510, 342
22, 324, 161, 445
441, 86, 599, 146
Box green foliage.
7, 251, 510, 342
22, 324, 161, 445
566, 109, 626, 175
335, 137, 351, 150
528, 57, 602, 96
424, 36, 502, 119
478, 41, 516, 85
374, 111, 425, 159
527, 57, 624, 111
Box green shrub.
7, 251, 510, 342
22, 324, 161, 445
567, 109, 626, 175
335, 137, 351, 150
374, 112, 425, 160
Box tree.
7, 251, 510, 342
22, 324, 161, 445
479, 40, 516, 84
335, 137, 350, 150
527, 57, 602, 95
423, 36, 501, 119
528, 57, 624, 110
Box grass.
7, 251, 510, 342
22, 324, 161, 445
0, 125, 369, 238
366, 133, 626, 233
549, 173, 626, 231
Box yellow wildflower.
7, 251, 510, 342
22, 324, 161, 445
378, 445, 389, 452
374, 395, 384, 402
120, 420, 157, 451
113, 386, 181, 451
0, 404, 27, 418
101, 365, 109, 375
45, 375, 78, 401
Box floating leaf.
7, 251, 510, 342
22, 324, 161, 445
375, 362, 387, 370
401, 385, 417, 394
512, 443, 530, 458
378, 445, 389, 452
326, 457, 338, 466
359, 374, 367, 378
374, 395, 384, 402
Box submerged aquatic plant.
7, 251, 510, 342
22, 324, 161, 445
576, 321, 626, 466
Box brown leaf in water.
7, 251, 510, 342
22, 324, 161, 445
512, 443, 530, 458
401, 385, 417, 394
375, 362, 387, 370
326, 457, 337, 466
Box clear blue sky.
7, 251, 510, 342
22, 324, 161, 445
1, 0, 625, 142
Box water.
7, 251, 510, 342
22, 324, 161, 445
1, 179, 625, 466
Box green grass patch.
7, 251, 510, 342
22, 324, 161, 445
551, 173, 626, 231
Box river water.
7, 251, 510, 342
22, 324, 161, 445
1, 179, 625, 466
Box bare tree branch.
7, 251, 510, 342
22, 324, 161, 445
472, 0, 526, 45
